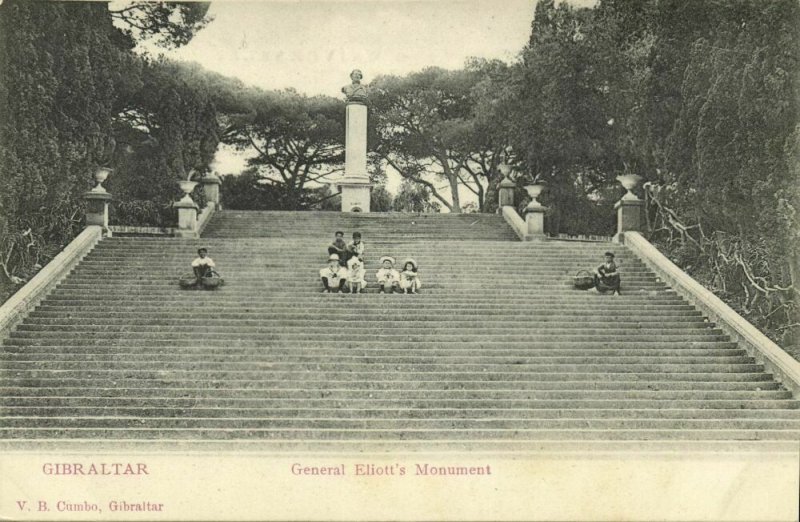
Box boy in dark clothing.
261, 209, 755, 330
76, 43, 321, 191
594, 251, 621, 295
345, 232, 365, 265
328, 231, 347, 266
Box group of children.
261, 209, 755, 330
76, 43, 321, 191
320, 231, 422, 294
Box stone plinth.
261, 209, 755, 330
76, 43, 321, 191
345, 103, 368, 179
83, 191, 112, 230
338, 101, 372, 212
174, 199, 199, 238
498, 177, 516, 209
525, 206, 546, 239
613, 198, 644, 243
339, 181, 371, 213
200, 173, 221, 208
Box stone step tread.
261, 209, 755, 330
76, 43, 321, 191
4, 367, 772, 382
1, 398, 796, 409
4, 418, 800, 430
2, 356, 757, 368
7, 407, 798, 419
2, 428, 799, 441
31, 309, 701, 317
14, 322, 717, 331
3, 346, 742, 354
0, 389, 786, 400
1, 365, 768, 375
8, 334, 731, 342
0, 380, 776, 391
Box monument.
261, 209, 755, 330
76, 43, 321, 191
338, 69, 372, 212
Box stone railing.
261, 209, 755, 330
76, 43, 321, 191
497, 176, 548, 241
175, 173, 221, 238
0, 226, 103, 341
89, 171, 221, 238
501, 206, 527, 241
497, 169, 800, 395
624, 231, 800, 397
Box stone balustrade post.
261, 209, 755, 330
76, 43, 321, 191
523, 183, 547, 239
525, 207, 546, 238
174, 180, 199, 238
498, 177, 516, 209
200, 172, 221, 209
613, 174, 644, 243
84, 167, 113, 236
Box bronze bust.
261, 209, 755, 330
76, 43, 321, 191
342, 69, 368, 103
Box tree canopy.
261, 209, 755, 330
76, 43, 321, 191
0, 0, 215, 295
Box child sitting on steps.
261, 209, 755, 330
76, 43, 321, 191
347, 255, 367, 294
375, 256, 400, 294
192, 248, 215, 282
320, 254, 348, 293
399, 258, 422, 294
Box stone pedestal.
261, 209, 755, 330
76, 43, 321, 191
84, 191, 112, 231
613, 198, 644, 243
525, 206, 546, 239
339, 182, 371, 212
200, 173, 221, 208
498, 177, 516, 209
174, 199, 199, 238
338, 100, 371, 212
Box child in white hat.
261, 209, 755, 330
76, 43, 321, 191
347, 255, 367, 294
399, 258, 422, 294
320, 254, 348, 293
375, 256, 400, 294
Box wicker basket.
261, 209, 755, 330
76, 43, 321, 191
200, 274, 224, 289
179, 274, 197, 289
573, 270, 595, 290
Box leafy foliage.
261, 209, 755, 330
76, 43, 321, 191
109, 2, 213, 49
221, 89, 345, 209
0, 0, 214, 296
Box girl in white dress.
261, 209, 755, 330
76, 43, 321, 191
399, 258, 422, 294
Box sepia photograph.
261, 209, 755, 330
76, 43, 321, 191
0, 0, 799, 520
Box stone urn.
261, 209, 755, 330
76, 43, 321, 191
616, 173, 643, 201
91, 167, 112, 193
177, 180, 199, 206
523, 183, 546, 211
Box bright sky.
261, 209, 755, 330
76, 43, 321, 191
139, 0, 596, 200
155, 0, 538, 97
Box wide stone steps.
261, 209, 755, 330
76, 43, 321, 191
202, 211, 522, 240
4, 417, 800, 431
7, 333, 729, 343
0, 354, 759, 368
1, 213, 797, 444
4, 428, 800, 441
0, 378, 775, 391
1, 397, 795, 411
6, 338, 736, 348
0, 347, 750, 358
5, 407, 798, 420
14, 316, 714, 327
28, 308, 705, 318
0, 385, 789, 399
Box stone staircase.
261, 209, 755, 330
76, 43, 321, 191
1, 210, 799, 444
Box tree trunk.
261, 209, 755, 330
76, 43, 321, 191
447, 173, 461, 213
483, 176, 501, 213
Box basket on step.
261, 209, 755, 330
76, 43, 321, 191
179, 273, 197, 289
573, 270, 595, 290
201, 272, 224, 289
